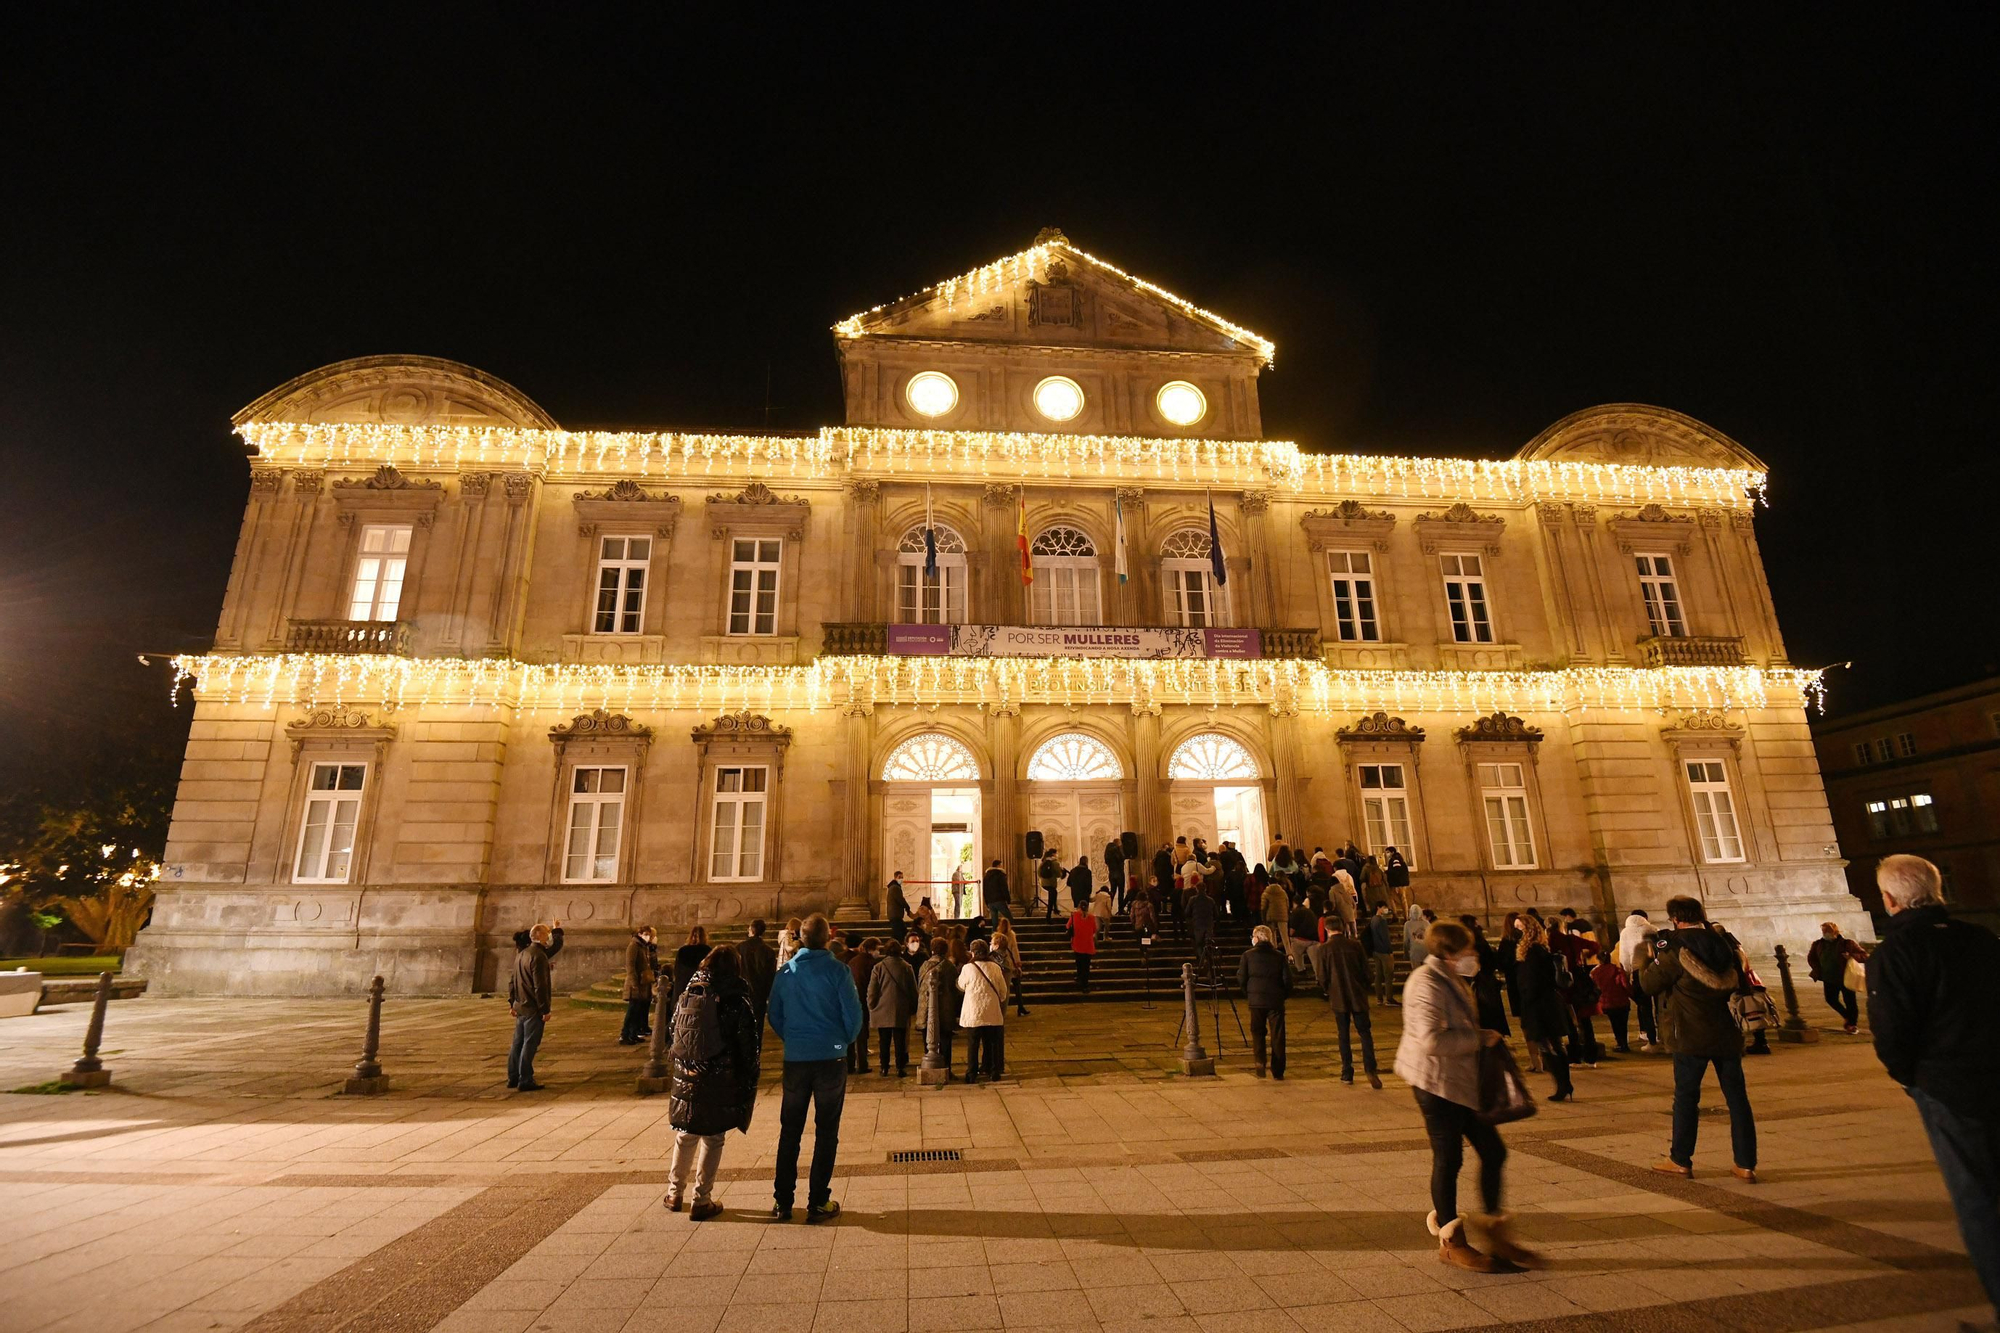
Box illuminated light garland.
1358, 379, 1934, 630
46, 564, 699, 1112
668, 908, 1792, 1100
171, 653, 1824, 718
832, 238, 1279, 366
237, 422, 1766, 507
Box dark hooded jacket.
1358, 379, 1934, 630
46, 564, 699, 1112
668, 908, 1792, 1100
1866, 904, 2000, 1119
668, 968, 762, 1136
1638, 925, 1743, 1059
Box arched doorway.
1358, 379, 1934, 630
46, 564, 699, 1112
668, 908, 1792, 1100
1023, 732, 1124, 877
1167, 733, 1269, 861
880, 734, 982, 917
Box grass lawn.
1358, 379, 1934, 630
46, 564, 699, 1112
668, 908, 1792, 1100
0, 956, 124, 976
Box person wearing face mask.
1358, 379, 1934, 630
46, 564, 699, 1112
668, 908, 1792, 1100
1394, 920, 1544, 1273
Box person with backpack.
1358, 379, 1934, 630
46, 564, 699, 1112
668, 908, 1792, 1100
1616, 910, 1659, 1047
663, 946, 762, 1221
956, 939, 1010, 1083
1513, 915, 1573, 1100
1638, 896, 1758, 1183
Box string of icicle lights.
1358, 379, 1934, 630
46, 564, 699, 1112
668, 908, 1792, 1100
172, 653, 1825, 717
236, 422, 1767, 508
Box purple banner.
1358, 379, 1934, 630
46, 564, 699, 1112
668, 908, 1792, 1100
885, 624, 951, 655
883, 625, 1262, 660
1203, 628, 1262, 659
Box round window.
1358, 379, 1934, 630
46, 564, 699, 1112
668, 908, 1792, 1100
1156, 381, 1207, 427
906, 371, 959, 418
1032, 376, 1085, 423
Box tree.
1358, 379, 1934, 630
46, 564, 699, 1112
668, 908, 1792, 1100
0, 767, 172, 952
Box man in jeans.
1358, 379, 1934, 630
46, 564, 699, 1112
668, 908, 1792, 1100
1867, 855, 2000, 1309
1237, 924, 1291, 1079
507, 919, 563, 1092
766, 913, 864, 1222
1638, 897, 1757, 1182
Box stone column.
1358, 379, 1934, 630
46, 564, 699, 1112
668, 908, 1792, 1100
835, 701, 874, 920
1241, 491, 1274, 626
1132, 701, 1163, 849
982, 483, 1020, 622
1114, 486, 1147, 625
987, 703, 1022, 901
1268, 696, 1304, 847
845, 479, 880, 622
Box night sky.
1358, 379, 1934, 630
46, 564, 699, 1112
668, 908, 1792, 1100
4, 10, 1994, 782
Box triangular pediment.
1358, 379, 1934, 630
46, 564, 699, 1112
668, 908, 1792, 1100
837, 231, 1273, 364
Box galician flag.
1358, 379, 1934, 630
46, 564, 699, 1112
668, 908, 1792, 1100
1207, 491, 1228, 586
1114, 491, 1129, 584
1016, 490, 1033, 584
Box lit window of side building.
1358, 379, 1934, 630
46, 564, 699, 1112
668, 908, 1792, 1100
128, 234, 1865, 995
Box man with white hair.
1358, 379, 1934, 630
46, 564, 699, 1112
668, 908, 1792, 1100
1867, 854, 2000, 1310
1237, 923, 1292, 1079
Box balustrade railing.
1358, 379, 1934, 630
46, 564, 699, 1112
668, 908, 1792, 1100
285, 619, 414, 655
1636, 634, 1745, 667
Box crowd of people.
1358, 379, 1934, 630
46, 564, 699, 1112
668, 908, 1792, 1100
495, 849, 1998, 1309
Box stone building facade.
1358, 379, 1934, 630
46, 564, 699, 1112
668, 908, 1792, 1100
1811, 676, 2000, 929
129, 233, 1867, 994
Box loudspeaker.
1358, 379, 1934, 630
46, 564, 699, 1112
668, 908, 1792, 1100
1121, 830, 1140, 860
1025, 830, 1044, 861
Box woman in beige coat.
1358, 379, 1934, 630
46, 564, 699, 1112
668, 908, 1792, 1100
1394, 920, 1543, 1274
956, 940, 1009, 1083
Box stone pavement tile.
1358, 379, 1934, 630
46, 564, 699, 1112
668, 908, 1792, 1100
461, 1277, 569, 1310
1071, 1252, 1157, 1287
1232, 1248, 1322, 1277
1191, 1312, 1308, 1333
429, 1313, 541, 1333
1253, 1270, 1362, 1307
664, 1247, 754, 1278
909, 1294, 1002, 1330
717, 1299, 816, 1333
1628, 1264, 1751, 1304
580, 1247, 674, 1280
990, 1261, 1078, 1294
1171, 1276, 1277, 1315
1367, 1288, 1491, 1331
819, 1266, 908, 1301
1101, 1318, 1202, 1333
1459, 1279, 1593, 1321
1155, 1251, 1242, 1282
910, 1264, 995, 1297
984, 1236, 1068, 1265
503, 1251, 597, 1281
1084, 1282, 1188, 1321
732, 1269, 828, 1304
1286, 1300, 1408, 1333
997, 1288, 1098, 1326
1539, 1272, 1672, 1312
812, 1297, 910, 1332
1334, 1264, 1450, 1300
621, 1309, 725, 1333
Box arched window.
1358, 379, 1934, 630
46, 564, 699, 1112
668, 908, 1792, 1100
895, 524, 967, 625
1168, 734, 1260, 781
1159, 528, 1230, 628
1029, 526, 1101, 626
1026, 732, 1123, 781
881, 733, 981, 782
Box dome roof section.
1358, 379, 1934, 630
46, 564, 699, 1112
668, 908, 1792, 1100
1515, 404, 1766, 472
233, 355, 556, 429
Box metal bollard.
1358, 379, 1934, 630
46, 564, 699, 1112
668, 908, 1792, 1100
60, 972, 115, 1088
343, 976, 391, 1094
1771, 945, 1819, 1044
916, 964, 950, 1086
1179, 963, 1215, 1076
636, 972, 672, 1095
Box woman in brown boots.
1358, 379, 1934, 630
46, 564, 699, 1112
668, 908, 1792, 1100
1394, 920, 1545, 1273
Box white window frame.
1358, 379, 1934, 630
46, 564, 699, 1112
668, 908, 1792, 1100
1896, 732, 1916, 758
1865, 799, 1890, 840
1852, 742, 1872, 767
709, 764, 769, 881
1910, 792, 1939, 834
1358, 763, 1416, 867
1685, 759, 1745, 863
727, 538, 782, 636
1439, 553, 1494, 644
1634, 552, 1687, 638
1327, 550, 1380, 642
592, 535, 652, 635
562, 765, 628, 883
349, 524, 412, 621
293, 761, 368, 884
1160, 529, 1230, 628
1478, 761, 1537, 869
895, 525, 968, 625
1873, 737, 1895, 763
1029, 527, 1102, 626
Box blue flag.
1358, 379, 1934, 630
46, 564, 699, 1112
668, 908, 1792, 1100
1207, 493, 1228, 586
924, 483, 938, 578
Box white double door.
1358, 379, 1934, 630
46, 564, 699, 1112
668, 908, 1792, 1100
1169, 783, 1269, 862
1024, 785, 1123, 877
882, 786, 981, 916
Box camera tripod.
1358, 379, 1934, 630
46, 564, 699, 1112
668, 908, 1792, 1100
1170, 936, 1247, 1052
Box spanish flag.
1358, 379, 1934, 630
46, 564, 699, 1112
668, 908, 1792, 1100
1017, 490, 1033, 585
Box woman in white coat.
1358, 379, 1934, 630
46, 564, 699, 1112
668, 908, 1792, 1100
956, 940, 1010, 1083
1394, 920, 1543, 1273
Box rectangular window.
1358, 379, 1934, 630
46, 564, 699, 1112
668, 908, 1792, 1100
727, 538, 781, 636
1327, 551, 1380, 642
710, 765, 768, 880
1440, 553, 1493, 643
1910, 792, 1938, 834
349, 524, 412, 621
1865, 799, 1890, 840
1885, 797, 1911, 837
898, 562, 966, 625
1358, 763, 1416, 866
1030, 565, 1102, 626
592, 535, 651, 634
563, 766, 626, 883
1165, 567, 1225, 628
1852, 742, 1872, 767
1896, 732, 1916, 757
1634, 553, 1687, 637
294, 762, 366, 883
1685, 759, 1745, 863
1478, 762, 1537, 869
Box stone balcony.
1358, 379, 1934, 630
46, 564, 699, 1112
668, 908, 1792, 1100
818, 623, 1321, 659
1636, 633, 1746, 667
284, 618, 414, 655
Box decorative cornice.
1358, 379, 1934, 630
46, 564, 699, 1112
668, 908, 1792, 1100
1413, 504, 1504, 555
250, 468, 286, 495
334, 464, 441, 492
1661, 711, 1745, 751
573, 482, 683, 538
550, 709, 653, 754
459, 472, 493, 499
981, 482, 1018, 508
1239, 490, 1273, 516
1608, 503, 1695, 554
691, 710, 794, 746
292, 470, 324, 496
285, 705, 396, 757
1455, 711, 1544, 744
1114, 486, 1146, 505
1302, 501, 1396, 553
1336, 711, 1426, 743
847, 478, 882, 503
706, 480, 808, 538
504, 472, 533, 503
713, 480, 800, 506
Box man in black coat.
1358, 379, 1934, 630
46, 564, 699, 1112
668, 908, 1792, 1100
1067, 856, 1093, 911
1104, 839, 1127, 911
736, 919, 778, 1026
507, 920, 563, 1091
1187, 882, 1218, 977
981, 858, 1011, 926
1868, 855, 2000, 1308
885, 873, 910, 939
1236, 925, 1291, 1079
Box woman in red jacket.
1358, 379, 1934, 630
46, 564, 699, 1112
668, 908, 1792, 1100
1065, 906, 1098, 992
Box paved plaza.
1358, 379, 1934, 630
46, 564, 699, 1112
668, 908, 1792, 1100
1, 990, 1989, 1333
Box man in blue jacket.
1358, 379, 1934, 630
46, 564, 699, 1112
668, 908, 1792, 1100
766, 912, 864, 1222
